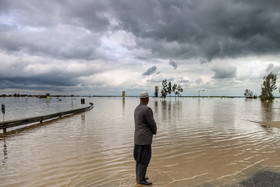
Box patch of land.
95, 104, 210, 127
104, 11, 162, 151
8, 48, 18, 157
255, 121, 280, 128
240, 170, 280, 187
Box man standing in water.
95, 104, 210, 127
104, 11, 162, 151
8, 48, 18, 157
134, 91, 157, 185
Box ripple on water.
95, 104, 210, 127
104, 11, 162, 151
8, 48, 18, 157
1, 98, 280, 187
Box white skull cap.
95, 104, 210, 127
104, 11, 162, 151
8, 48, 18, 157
139, 91, 149, 98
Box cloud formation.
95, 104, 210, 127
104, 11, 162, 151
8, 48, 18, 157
2, 0, 280, 61
169, 59, 178, 70
265, 63, 280, 74
211, 63, 237, 79
1, 0, 280, 95
143, 66, 157, 76
112, 0, 280, 60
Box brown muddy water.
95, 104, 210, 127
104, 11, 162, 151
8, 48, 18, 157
1, 97, 280, 187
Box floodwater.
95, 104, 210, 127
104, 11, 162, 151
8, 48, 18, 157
1, 97, 280, 187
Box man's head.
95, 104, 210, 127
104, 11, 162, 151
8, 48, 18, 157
139, 91, 149, 104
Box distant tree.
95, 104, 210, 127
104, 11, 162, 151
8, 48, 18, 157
177, 84, 183, 96
172, 84, 177, 96
161, 90, 166, 99
161, 79, 168, 99
154, 86, 159, 97
168, 82, 172, 96
260, 72, 277, 101
244, 89, 254, 98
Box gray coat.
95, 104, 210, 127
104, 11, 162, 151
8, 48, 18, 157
134, 103, 157, 145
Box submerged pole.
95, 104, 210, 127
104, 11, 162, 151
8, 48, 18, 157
2, 104, 5, 122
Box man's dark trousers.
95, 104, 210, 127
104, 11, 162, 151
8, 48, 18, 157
134, 145, 151, 183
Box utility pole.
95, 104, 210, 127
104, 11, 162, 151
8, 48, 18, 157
198, 89, 205, 97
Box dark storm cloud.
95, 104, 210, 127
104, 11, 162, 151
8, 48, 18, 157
0, 79, 73, 92
0, 56, 110, 91
0, 30, 102, 60
62, 0, 110, 32
0, 27, 105, 62
5, 74, 77, 86
0, 72, 79, 89
136, 56, 150, 61
111, 0, 280, 60
2, 0, 280, 61
0, 0, 110, 61
0, 0, 110, 31
143, 66, 157, 76
169, 59, 178, 70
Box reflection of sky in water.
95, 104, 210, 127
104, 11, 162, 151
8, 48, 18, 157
1, 97, 280, 186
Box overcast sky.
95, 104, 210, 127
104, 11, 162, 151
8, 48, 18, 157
1, 0, 280, 96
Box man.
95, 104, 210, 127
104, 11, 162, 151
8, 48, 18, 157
134, 91, 157, 185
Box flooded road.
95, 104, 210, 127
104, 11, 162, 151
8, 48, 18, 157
1, 97, 280, 186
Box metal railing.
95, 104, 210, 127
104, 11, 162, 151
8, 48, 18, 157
0, 103, 93, 133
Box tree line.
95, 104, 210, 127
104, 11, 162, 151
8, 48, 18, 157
153, 72, 279, 101
154, 79, 183, 99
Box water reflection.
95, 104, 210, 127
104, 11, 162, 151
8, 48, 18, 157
46, 97, 51, 105
161, 100, 167, 122
261, 101, 273, 122
212, 99, 236, 128
196, 98, 202, 117
122, 98, 125, 114
154, 100, 158, 114
167, 100, 172, 122
2, 137, 7, 166
174, 99, 182, 114
71, 97, 74, 109
160, 100, 173, 123
81, 113, 85, 126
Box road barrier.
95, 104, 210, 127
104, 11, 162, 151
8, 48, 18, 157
0, 103, 93, 133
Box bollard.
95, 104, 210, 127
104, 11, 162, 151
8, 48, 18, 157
81, 98, 85, 104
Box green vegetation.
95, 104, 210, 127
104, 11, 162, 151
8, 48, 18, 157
167, 81, 172, 96
244, 89, 257, 99
161, 79, 168, 98
176, 85, 183, 97
260, 72, 277, 101
155, 79, 183, 99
